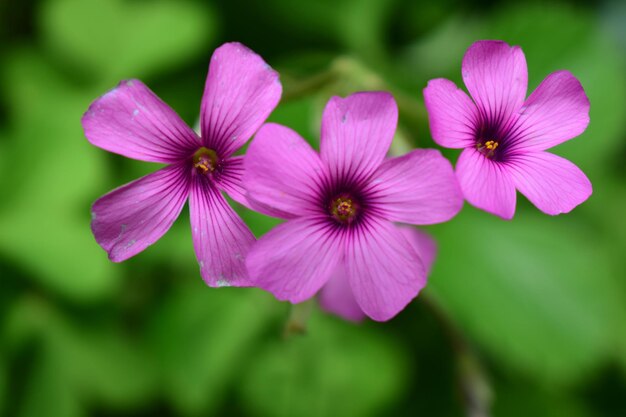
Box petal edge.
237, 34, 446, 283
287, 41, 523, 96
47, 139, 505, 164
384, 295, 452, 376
91, 163, 190, 262
200, 42, 282, 157
423, 78, 479, 149
509, 152, 592, 215
243, 123, 326, 219
82, 80, 199, 163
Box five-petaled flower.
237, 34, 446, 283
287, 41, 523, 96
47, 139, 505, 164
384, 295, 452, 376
82, 42, 281, 287
243, 92, 463, 321
424, 40, 592, 219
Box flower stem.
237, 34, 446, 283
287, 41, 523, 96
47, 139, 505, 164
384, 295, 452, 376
421, 294, 493, 417
282, 69, 339, 102
283, 299, 315, 338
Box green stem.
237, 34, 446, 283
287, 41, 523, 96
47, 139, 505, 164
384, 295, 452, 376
283, 299, 315, 338
421, 294, 493, 417
282, 69, 339, 102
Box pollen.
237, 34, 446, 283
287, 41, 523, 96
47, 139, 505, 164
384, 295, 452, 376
192, 147, 218, 175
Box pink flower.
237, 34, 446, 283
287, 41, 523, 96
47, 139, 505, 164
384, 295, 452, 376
83, 42, 281, 287
243, 92, 463, 321
319, 226, 437, 322
424, 40, 592, 219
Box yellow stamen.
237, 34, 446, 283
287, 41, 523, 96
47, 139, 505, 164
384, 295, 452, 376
192, 147, 218, 175
484, 140, 498, 150
330, 195, 359, 224
194, 160, 210, 173
336, 200, 353, 216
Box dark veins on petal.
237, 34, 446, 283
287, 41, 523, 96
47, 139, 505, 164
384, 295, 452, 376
473, 110, 527, 162
320, 176, 381, 229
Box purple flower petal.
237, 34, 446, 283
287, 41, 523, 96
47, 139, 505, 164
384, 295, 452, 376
319, 226, 436, 323
320, 92, 398, 184
346, 218, 426, 321
318, 263, 366, 323
398, 226, 437, 274
82, 80, 199, 163
508, 71, 590, 152
215, 156, 253, 209
200, 42, 282, 158
366, 149, 463, 225
189, 177, 255, 287
462, 40, 527, 127
91, 163, 190, 262
246, 217, 343, 303
456, 148, 516, 219
423, 78, 480, 148
244, 123, 327, 219
508, 152, 592, 215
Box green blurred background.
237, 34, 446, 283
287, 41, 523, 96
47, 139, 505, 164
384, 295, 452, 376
1, 0, 625, 416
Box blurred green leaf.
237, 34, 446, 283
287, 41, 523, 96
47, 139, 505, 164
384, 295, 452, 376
238, 209, 283, 239
0, 133, 7, 194
39, 0, 215, 83
428, 208, 626, 386
72, 331, 158, 408
6, 296, 156, 417
19, 354, 82, 417
259, 0, 340, 45
150, 285, 279, 416
591, 179, 626, 373
337, 0, 396, 62
133, 216, 200, 275
267, 96, 319, 143
262, 0, 394, 61
240, 312, 408, 417
0, 49, 120, 300
494, 381, 593, 417
401, 16, 481, 82
0, 357, 5, 415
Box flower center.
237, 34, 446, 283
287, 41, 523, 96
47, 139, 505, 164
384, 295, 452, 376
477, 139, 499, 158
484, 140, 498, 150
329, 194, 359, 224
193, 147, 218, 175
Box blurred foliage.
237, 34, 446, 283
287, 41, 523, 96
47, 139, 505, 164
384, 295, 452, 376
1, 0, 625, 417
39, 0, 214, 84
241, 312, 408, 417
